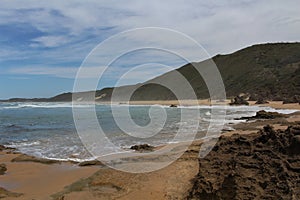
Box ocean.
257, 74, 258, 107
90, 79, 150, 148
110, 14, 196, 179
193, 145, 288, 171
0, 102, 297, 162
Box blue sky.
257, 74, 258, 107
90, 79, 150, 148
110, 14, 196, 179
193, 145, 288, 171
0, 0, 300, 99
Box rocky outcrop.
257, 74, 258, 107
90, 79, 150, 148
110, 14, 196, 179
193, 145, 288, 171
235, 110, 286, 120
229, 94, 249, 105
283, 95, 300, 104
255, 98, 269, 104
130, 144, 154, 152
0, 164, 7, 175
78, 160, 104, 167
188, 125, 300, 199
0, 145, 5, 151
0, 187, 22, 199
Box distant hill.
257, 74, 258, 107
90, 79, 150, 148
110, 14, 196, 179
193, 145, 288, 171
2, 42, 300, 102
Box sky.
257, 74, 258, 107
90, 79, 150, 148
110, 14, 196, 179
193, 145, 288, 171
0, 0, 299, 99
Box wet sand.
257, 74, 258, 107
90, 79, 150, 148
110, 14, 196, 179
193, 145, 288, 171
0, 151, 99, 199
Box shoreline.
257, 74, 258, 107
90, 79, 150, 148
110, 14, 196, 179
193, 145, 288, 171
0, 104, 300, 199
99, 100, 300, 110
2, 101, 299, 164
2, 100, 300, 110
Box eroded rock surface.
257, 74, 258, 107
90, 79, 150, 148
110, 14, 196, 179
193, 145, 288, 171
188, 125, 300, 199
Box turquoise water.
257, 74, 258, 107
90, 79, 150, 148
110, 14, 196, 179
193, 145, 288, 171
0, 102, 296, 161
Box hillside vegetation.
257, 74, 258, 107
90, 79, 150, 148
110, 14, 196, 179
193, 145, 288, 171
3, 42, 300, 102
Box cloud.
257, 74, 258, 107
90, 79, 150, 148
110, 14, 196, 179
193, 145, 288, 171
5, 64, 163, 80
1, 0, 300, 87
8, 66, 78, 78
31, 36, 69, 48
5, 66, 106, 79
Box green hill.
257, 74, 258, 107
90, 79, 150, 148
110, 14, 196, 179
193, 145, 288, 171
3, 42, 300, 102
111, 42, 300, 101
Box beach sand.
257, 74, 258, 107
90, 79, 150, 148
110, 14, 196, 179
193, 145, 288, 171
0, 151, 99, 199
112, 100, 300, 110
1, 101, 299, 199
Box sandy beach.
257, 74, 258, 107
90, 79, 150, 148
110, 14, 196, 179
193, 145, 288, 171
113, 100, 300, 110
1, 102, 300, 199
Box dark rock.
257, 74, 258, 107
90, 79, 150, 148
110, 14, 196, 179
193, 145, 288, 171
286, 125, 300, 135
256, 110, 285, 119
169, 104, 177, 108
229, 95, 249, 106
130, 144, 154, 152
0, 145, 5, 151
283, 95, 300, 104
255, 98, 269, 104
263, 124, 275, 133
0, 164, 7, 175
0, 187, 22, 199
236, 110, 286, 120
0, 145, 16, 152
288, 135, 300, 155
78, 160, 104, 167
188, 125, 300, 199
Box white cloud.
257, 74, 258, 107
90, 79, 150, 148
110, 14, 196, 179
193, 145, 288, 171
8, 66, 78, 78
1, 0, 300, 81
31, 36, 68, 48
1, 0, 299, 55
7, 66, 108, 79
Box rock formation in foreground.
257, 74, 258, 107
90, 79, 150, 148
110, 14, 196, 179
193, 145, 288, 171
188, 125, 300, 199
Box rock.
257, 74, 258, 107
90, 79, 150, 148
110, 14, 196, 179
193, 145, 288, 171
0, 164, 7, 175
289, 135, 300, 155
0, 187, 22, 199
0, 145, 5, 151
255, 110, 285, 119
229, 95, 249, 105
11, 154, 60, 164
286, 125, 300, 135
188, 125, 300, 199
255, 98, 269, 104
236, 110, 286, 120
0, 145, 15, 151
130, 144, 154, 152
262, 124, 276, 133
78, 160, 104, 167
283, 95, 300, 104
169, 104, 177, 108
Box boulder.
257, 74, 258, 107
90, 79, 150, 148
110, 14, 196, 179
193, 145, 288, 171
229, 95, 249, 105
130, 144, 154, 152
236, 110, 286, 120
0, 145, 16, 152
255, 98, 269, 104
188, 125, 300, 199
286, 125, 300, 135
283, 95, 300, 104
0, 164, 7, 175
255, 110, 285, 119
78, 160, 104, 167
0, 187, 22, 199
289, 135, 300, 155
169, 104, 177, 108
0, 145, 5, 151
